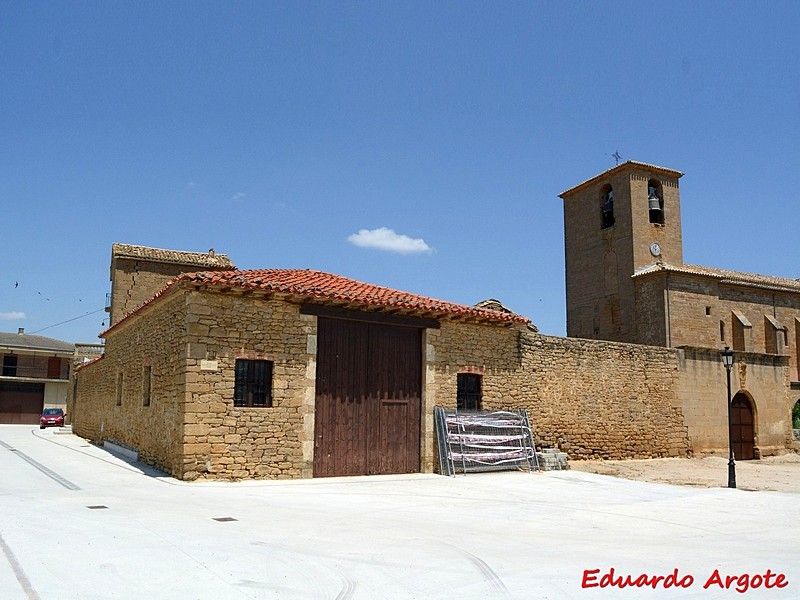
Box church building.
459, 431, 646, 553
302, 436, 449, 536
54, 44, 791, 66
560, 161, 800, 458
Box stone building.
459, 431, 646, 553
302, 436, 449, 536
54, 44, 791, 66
560, 160, 799, 458
70, 248, 693, 480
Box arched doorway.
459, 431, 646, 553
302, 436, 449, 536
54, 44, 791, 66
730, 393, 755, 460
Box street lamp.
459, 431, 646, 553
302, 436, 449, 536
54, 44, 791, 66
720, 346, 736, 489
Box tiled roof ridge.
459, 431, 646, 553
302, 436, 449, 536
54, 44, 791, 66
559, 160, 683, 198
103, 268, 530, 336
184, 269, 532, 323
111, 243, 236, 269
633, 262, 800, 292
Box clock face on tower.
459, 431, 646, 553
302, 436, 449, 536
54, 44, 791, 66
650, 242, 662, 257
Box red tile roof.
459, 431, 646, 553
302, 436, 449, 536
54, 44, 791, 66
103, 269, 530, 336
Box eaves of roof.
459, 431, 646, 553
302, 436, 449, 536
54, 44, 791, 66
632, 263, 800, 294
102, 269, 531, 337
75, 354, 104, 372
111, 243, 236, 269
0, 333, 75, 353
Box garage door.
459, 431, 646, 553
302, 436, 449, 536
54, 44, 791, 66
0, 382, 45, 424
314, 317, 422, 477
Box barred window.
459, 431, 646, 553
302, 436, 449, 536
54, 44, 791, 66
457, 373, 482, 411
234, 359, 273, 407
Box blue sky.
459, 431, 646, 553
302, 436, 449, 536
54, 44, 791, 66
1, 1, 798, 343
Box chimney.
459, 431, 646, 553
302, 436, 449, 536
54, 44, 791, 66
18, 327, 24, 335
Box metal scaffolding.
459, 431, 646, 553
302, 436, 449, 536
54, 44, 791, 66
434, 406, 539, 476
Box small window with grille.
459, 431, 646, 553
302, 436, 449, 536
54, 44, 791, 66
457, 373, 482, 411
234, 359, 273, 407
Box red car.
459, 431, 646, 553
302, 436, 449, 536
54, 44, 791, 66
40, 408, 65, 429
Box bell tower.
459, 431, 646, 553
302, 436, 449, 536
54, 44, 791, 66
559, 161, 684, 343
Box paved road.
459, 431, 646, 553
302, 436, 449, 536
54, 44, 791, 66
0, 425, 797, 599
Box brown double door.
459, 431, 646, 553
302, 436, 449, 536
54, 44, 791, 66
314, 317, 422, 477
730, 393, 755, 460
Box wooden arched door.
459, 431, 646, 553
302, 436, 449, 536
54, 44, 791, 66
730, 393, 755, 460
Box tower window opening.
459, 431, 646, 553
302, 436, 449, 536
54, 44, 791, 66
600, 184, 615, 229
648, 179, 664, 225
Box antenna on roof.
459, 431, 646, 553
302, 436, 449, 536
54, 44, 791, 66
612, 151, 622, 165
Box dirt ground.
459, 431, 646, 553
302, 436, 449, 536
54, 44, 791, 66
569, 452, 800, 493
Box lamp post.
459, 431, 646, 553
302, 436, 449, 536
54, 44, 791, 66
720, 346, 736, 489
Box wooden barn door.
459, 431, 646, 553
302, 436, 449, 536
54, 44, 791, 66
730, 393, 755, 460
314, 317, 421, 477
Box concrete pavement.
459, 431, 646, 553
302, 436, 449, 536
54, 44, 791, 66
0, 424, 797, 600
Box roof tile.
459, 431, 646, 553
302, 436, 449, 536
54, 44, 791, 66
111, 243, 236, 269
103, 269, 530, 336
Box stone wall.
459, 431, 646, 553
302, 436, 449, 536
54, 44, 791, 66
70, 291, 189, 475
676, 347, 792, 456
517, 334, 691, 459
179, 290, 316, 481
71, 287, 317, 481
109, 258, 197, 325
422, 321, 524, 471
428, 323, 692, 461
73, 287, 792, 482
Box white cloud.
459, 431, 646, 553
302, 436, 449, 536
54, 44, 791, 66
347, 227, 432, 255
0, 311, 25, 320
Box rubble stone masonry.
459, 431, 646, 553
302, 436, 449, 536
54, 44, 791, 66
71, 288, 316, 480
428, 322, 692, 462
70, 291, 188, 475
179, 291, 315, 481
81, 288, 800, 481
